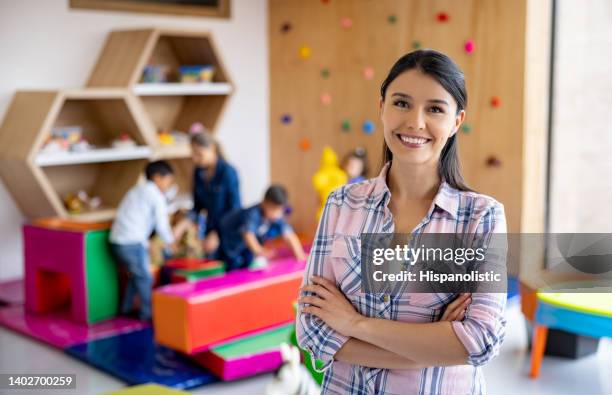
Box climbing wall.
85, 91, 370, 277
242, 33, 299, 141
270, 0, 546, 236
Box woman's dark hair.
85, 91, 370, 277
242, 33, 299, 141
380, 49, 472, 192
190, 130, 225, 160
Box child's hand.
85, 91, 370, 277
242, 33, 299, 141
440, 293, 472, 322
261, 248, 276, 259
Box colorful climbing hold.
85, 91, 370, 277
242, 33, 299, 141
281, 114, 292, 124
321, 68, 330, 78
460, 124, 472, 134
412, 40, 422, 50
491, 96, 501, 108
436, 12, 449, 22
299, 45, 311, 59
340, 17, 353, 29
363, 67, 375, 80
341, 119, 351, 132
299, 138, 311, 151
388, 14, 397, 24
362, 120, 375, 134
485, 155, 502, 168
464, 40, 475, 54
321, 93, 332, 106
280, 22, 291, 33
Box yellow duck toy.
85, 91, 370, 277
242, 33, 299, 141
312, 146, 348, 219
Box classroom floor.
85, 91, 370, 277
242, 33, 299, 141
0, 303, 610, 395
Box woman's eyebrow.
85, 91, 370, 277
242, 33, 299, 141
390, 92, 449, 106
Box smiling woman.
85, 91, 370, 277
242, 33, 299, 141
297, 50, 508, 395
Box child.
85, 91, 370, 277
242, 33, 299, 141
218, 185, 306, 271
109, 161, 176, 321
342, 147, 369, 184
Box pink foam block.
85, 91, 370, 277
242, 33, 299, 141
0, 305, 148, 349
0, 278, 24, 306
24, 225, 88, 322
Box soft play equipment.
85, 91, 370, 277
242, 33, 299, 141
0, 305, 147, 349
193, 322, 294, 381
153, 258, 305, 354
312, 146, 347, 218
24, 222, 119, 324
529, 292, 612, 378
0, 278, 24, 306
101, 384, 190, 395
165, 258, 225, 283
66, 328, 217, 389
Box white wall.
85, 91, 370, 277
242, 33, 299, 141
549, 0, 612, 232
0, 0, 269, 281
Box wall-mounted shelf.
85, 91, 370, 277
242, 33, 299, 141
36, 146, 152, 166
134, 82, 232, 96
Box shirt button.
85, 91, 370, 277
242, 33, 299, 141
383, 294, 390, 303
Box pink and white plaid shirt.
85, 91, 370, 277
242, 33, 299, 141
297, 162, 507, 394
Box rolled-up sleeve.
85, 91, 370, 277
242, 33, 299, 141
451, 202, 508, 367
296, 189, 349, 372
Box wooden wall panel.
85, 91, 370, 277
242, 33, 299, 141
270, 0, 549, 237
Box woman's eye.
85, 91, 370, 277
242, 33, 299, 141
429, 106, 444, 113
394, 100, 409, 108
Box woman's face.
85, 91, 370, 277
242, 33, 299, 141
191, 144, 217, 167
380, 69, 465, 167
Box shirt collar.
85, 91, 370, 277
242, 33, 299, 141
373, 161, 459, 219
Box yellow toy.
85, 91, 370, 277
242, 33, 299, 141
312, 146, 348, 218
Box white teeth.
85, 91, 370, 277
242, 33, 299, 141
399, 135, 429, 145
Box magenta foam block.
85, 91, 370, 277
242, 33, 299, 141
0, 305, 148, 349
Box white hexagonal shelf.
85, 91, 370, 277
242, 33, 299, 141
0, 88, 155, 220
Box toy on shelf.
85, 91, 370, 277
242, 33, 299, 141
193, 323, 294, 381
141, 64, 171, 83
312, 146, 347, 218
40, 126, 93, 154
111, 133, 137, 149
63, 190, 102, 214
153, 257, 305, 354
179, 65, 215, 83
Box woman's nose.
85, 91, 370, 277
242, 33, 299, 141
405, 109, 426, 131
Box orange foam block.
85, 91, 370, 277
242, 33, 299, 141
153, 258, 305, 354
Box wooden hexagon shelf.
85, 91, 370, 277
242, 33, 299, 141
0, 88, 154, 220
87, 28, 234, 194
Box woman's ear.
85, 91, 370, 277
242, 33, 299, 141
452, 109, 466, 137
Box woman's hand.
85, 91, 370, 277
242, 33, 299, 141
299, 275, 362, 337
440, 293, 472, 322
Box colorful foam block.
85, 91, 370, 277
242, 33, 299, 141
66, 328, 217, 389
0, 305, 147, 349
24, 223, 119, 324
193, 322, 294, 381
153, 258, 305, 354
165, 258, 225, 283
0, 278, 24, 306
101, 384, 190, 395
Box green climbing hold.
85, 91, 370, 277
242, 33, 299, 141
341, 119, 351, 132
321, 68, 330, 78
461, 124, 472, 133
388, 15, 397, 24
412, 40, 422, 50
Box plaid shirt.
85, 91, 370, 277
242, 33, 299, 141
296, 162, 507, 394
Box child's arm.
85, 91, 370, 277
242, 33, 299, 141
283, 230, 307, 261
243, 231, 273, 258
154, 197, 175, 247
